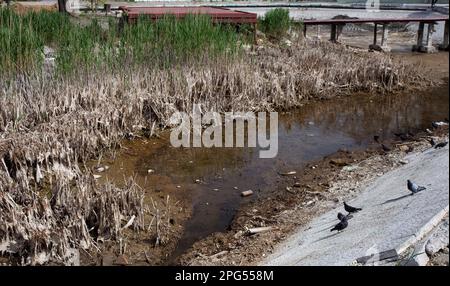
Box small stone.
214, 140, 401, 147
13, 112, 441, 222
425, 222, 449, 256
147, 169, 155, 174
305, 200, 314, 206
93, 175, 102, 179
343, 165, 358, 172
95, 167, 105, 173
114, 255, 129, 266
399, 159, 409, 165
293, 182, 301, 188
399, 145, 409, 152
279, 171, 297, 176
330, 158, 348, 167
241, 190, 254, 197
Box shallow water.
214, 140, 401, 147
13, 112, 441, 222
99, 81, 449, 263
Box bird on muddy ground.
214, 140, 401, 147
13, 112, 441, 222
331, 216, 348, 232
344, 202, 362, 214
432, 121, 449, 129
407, 180, 427, 195
381, 144, 391, 152
394, 132, 413, 142
434, 142, 448, 149
429, 138, 437, 147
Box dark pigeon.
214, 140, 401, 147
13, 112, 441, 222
381, 144, 391, 152
331, 216, 348, 232
337, 212, 353, 221
337, 212, 346, 221
435, 142, 448, 149
429, 138, 436, 147
344, 202, 362, 213
407, 180, 426, 195
373, 135, 380, 143
394, 132, 410, 141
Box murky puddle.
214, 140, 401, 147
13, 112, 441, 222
98, 81, 449, 263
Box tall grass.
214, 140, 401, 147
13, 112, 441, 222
0, 8, 43, 72
0, 8, 241, 75
258, 8, 291, 39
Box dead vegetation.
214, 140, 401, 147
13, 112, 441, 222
0, 39, 428, 265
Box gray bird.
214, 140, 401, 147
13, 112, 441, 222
337, 212, 346, 221
381, 144, 391, 152
407, 180, 426, 194
435, 142, 448, 149
344, 202, 362, 213
331, 216, 348, 232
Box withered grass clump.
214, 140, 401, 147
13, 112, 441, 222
0, 35, 426, 264
0, 170, 145, 265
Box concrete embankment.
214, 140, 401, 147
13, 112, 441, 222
264, 144, 449, 266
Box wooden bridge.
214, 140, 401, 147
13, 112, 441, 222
302, 16, 449, 52
119, 6, 258, 42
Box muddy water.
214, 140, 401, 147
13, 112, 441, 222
100, 80, 449, 264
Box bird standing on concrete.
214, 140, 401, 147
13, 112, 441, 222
337, 212, 346, 221
434, 142, 448, 149
337, 212, 353, 221
331, 216, 348, 232
344, 202, 362, 214
407, 180, 426, 195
